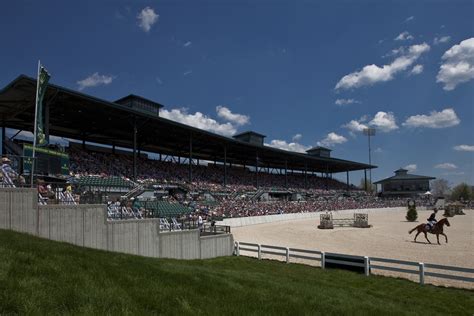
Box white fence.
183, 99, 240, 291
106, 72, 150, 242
234, 242, 474, 286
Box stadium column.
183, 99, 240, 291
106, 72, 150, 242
346, 171, 350, 191
223, 145, 227, 187
133, 118, 137, 181
325, 166, 329, 190
0, 122, 5, 156
255, 152, 259, 188
188, 133, 192, 183
285, 160, 288, 189
364, 169, 368, 191
44, 102, 50, 144
304, 162, 308, 189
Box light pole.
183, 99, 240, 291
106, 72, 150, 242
363, 128, 376, 192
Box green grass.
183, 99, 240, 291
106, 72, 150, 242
0, 229, 473, 315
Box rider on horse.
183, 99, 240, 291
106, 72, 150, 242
426, 208, 438, 231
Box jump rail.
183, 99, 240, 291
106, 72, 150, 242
234, 242, 474, 286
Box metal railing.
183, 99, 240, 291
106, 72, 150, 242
234, 242, 474, 286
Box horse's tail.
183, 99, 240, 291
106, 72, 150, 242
408, 226, 419, 234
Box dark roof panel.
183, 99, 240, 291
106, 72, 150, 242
0, 75, 376, 173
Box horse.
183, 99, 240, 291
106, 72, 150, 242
408, 218, 450, 245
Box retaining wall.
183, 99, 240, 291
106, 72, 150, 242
0, 188, 233, 259
219, 207, 406, 227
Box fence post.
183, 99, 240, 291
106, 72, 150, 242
235, 242, 240, 256
286, 247, 290, 263
321, 251, 325, 269
364, 256, 370, 276
419, 262, 425, 285
257, 244, 261, 260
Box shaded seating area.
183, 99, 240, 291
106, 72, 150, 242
76, 176, 133, 192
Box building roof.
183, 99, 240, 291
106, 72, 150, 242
0, 75, 376, 173
114, 94, 164, 108
374, 170, 436, 184
306, 146, 332, 153
232, 131, 267, 138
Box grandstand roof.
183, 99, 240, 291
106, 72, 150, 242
0, 75, 376, 173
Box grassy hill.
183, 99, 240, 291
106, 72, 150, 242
0, 229, 472, 315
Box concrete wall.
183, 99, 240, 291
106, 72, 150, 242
219, 207, 406, 227
0, 188, 233, 259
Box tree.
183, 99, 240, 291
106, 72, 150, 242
431, 179, 450, 197
450, 183, 473, 201
359, 178, 376, 193
406, 201, 418, 221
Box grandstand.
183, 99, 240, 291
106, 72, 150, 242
0, 74, 386, 220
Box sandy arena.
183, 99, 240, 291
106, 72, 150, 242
232, 208, 474, 288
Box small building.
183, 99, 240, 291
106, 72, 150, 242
233, 131, 266, 146
115, 94, 163, 117
306, 146, 332, 158
374, 168, 435, 197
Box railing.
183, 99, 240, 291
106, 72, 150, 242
201, 224, 231, 235
234, 242, 474, 286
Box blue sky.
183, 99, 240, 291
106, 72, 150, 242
0, 1, 473, 186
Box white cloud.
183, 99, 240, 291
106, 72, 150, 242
215, 106, 250, 126
369, 111, 399, 132
156, 76, 163, 85
395, 31, 414, 41
335, 98, 361, 106
342, 119, 368, 135
374, 147, 383, 153
77, 73, 114, 91
266, 139, 310, 153
404, 164, 417, 172
436, 37, 474, 90
435, 163, 457, 170
160, 108, 236, 136
292, 133, 302, 141
184, 41, 192, 47
137, 7, 158, 32
403, 108, 460, 129
335, 43, 430, 90
433, 36, 451, 45
410, 64, 423, 75
404, 16, 415, 23
343, 112, 397, 134
317, 132, 347, 147
184, 70, 192, 76
453, 145, 474, 152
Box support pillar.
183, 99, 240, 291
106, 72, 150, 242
325, 166, 329, 191
223, 146, 227, 187
304, 162, 308, 189
364, 169, 368, 191
0, 123, 5, 157
188, 134, 193, 183
256, 152, 259, 188
133, 120, 137, 181
346, 171, 350, 191
44, 102, 50, 144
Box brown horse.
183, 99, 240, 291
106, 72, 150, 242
409, 218, 450, 245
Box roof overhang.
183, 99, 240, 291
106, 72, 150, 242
0, 75, 377, 173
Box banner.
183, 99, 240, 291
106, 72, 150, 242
35, 65, 51, 147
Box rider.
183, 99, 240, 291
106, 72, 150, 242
1, 157, 18, 187
426, 208, 438, 231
